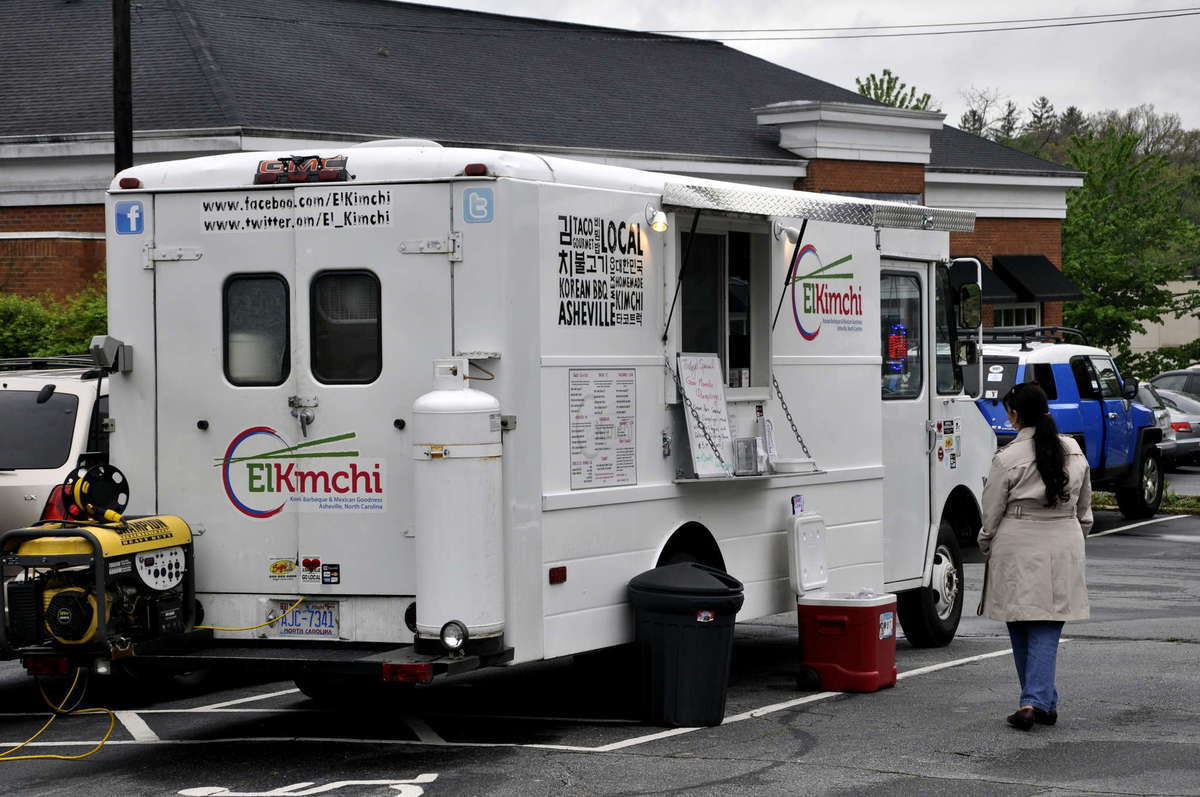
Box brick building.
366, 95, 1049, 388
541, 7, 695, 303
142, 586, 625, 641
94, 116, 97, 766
0, 0, 1081, 318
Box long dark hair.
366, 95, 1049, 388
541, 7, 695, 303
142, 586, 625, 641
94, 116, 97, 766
1004, 382, 1069, 506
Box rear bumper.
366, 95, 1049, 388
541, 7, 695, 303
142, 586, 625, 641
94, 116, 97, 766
123, 631, 513, 682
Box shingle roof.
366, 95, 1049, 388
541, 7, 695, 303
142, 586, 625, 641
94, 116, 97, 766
0, 0, 1074, 174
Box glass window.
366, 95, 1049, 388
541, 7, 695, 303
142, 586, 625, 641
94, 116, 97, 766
311, 271, 381, 384
1070, 357, 1101, 400
1090, 356, 1122, 398
934, 265, 962, 395
1153, 374, 1187, 391
1137, 384, 1164, 410
1027, 363, 1058, 400
680, 231, 765, 389
992, 303, 1041, 328
966, 356, 1019, 400
224, 275, 290, 386
881, 273, 923, 400
0, 390, 79, 469
85, 393, 109, 456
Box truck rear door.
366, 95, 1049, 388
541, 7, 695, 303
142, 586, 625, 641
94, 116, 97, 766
292, 182, 452, 596
154, 191, 299, 594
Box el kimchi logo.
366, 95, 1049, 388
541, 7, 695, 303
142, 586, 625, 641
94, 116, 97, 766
789, 245, 863, 341
216, 428, 385, 518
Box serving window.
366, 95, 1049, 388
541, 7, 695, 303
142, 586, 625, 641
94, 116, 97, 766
677, 225, 770, 393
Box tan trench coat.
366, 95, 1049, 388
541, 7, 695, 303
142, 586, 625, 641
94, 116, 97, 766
978, 427, 1092, 622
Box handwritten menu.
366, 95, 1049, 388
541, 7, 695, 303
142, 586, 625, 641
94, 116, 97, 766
569, 369, 637, 489
676, 354, 734, 478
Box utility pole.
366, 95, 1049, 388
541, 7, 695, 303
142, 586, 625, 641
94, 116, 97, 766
113, 0, 133, 174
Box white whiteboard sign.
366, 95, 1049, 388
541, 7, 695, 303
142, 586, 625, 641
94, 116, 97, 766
676, 353, 734, 478
569, 368, 637, 489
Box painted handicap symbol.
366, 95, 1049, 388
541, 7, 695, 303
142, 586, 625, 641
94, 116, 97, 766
179, 773, 438, 796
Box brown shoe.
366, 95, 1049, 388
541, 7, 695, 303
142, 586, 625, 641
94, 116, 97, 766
1006, 707, 1035, 730
1033, 707, 1058, 726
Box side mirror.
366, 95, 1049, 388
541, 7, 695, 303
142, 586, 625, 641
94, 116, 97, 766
955, 340, 979, 367
958, 283, 982, 329
1121, 376, 1139, 401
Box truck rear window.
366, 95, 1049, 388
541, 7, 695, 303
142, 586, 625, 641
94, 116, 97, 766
0, 391, 79, 470
966, 357, 1019, 401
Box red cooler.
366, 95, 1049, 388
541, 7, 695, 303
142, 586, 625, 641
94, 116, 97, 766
796, 591, 897, 692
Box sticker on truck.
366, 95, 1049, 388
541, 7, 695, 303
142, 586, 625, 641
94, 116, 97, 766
217, 428, 386, 518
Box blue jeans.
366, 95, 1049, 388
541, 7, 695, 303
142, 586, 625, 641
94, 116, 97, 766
1006, 621, 1064, 711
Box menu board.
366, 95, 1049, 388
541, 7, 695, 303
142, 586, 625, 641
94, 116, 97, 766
569, 369, 637, 489
676, 353, 734, 478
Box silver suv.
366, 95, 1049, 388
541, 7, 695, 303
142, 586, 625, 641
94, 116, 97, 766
0, 358, 108, 531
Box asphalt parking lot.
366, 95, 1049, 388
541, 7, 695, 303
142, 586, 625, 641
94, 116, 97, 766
2, 509, 1199, 796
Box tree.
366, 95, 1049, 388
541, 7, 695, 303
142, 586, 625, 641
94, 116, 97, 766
959, 108, 986, 136
1026, 97, 1056, 133
855, 69, 938, 111
1062, 129, 1200, 358
1058, 106, 1088, 138
957, 87, 1003, 137
994, 100, 1022, 142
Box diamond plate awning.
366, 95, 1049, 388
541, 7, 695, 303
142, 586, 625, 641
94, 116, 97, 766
662, 182, 975, 233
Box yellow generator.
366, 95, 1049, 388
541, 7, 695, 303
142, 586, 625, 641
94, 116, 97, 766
1, 515, 195, 653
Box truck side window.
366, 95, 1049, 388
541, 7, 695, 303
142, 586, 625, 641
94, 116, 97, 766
311, 271, 382, 384
223, 274, 290, 387
1027, 363, 1058, 400
934, 265, 962, 395
680, 230, 768, 389
1070, 356, 1101, 400
1089, 356, 1122, 399
880, 273, 923, 400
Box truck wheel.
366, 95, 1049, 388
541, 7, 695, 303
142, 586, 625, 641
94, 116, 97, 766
1116, 449, 1163, 520
896, 522, 963, 648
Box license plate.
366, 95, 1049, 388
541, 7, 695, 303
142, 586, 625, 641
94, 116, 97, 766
269, 600, 340, 638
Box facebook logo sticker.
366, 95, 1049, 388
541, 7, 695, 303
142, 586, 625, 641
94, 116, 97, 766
463, 188, 493, 223
115, 200, 144, 235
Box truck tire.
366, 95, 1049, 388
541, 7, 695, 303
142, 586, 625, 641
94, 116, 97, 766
896, 522, 963, 648
1116, 448, 1163, 520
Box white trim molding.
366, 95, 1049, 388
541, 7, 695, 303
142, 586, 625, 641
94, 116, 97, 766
0, 231, 105, 240
753, 101, 945, 164
925, 170, 1083, 219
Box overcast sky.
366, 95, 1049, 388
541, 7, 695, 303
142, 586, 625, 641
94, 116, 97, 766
416, 0, 1200, 130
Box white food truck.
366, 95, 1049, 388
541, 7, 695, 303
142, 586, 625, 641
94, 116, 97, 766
4, 142, 992, 693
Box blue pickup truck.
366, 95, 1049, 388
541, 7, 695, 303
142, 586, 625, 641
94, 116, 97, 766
968, 330, 1163, 519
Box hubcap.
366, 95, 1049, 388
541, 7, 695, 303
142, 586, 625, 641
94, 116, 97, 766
930, 544, 960, 621
1144, 458, 1160, 504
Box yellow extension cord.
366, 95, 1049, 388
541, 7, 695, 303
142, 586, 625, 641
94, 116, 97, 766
0, 669, 116, 762
0, 597, 307, 761
196, 596, 306, 632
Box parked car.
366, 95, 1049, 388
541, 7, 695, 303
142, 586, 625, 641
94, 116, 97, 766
1135, 382, 1179, 468
1149, 366, 1200, 399
0, 357, 108, 532
1155, 388, 1200, 466
967, 329, 1164, 519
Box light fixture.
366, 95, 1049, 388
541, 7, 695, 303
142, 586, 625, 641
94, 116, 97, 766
773, 221, 800, 243
645, 204, 669, 233
439, 620, 468, 654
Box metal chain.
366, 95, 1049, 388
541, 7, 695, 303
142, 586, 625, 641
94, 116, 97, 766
772, 373, 815, 461
664, 359, 731, 475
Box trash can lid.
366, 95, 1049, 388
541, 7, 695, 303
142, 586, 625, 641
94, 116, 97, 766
628, 562, 744, 597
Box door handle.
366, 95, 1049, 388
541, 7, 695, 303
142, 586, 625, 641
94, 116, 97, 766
1107, 412, 1118, 420
293, 407, 315, 437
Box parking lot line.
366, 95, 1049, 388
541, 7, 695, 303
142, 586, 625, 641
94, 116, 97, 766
188, 688, 301, 711
114, 711, 160, 742
0, 645, 1017, 754
1089, 515, 1187, 538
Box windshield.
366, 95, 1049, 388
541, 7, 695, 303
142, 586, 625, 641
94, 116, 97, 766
1136, 385, 1164, 410
966, 356, 1020, 401
0, 390, 79, 469
1161, 390, 1200, 415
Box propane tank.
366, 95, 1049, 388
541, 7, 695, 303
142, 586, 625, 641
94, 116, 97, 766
412, 358, 504, 651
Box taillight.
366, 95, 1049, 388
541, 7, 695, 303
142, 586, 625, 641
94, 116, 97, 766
38, 484, 75, 521
118, 177, 141, 189
23, 656, 70, 676
1172, 421, 1192, 433
462, 163, 489, 177
381, 662, 434, 683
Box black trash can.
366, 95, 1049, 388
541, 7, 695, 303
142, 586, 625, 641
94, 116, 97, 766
627, 562, 745, 727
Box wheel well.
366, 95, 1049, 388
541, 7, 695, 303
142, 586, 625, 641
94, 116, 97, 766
942, 485, 982, 547
656, 522, 726, 571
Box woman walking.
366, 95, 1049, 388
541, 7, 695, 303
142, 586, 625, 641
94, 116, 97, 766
978, 382, 1091, 730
